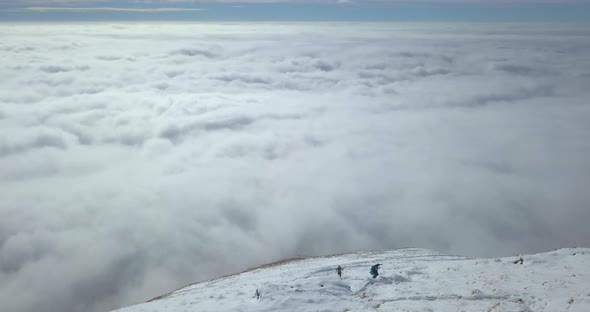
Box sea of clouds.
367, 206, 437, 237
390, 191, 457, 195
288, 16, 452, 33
1, 22, 590, 312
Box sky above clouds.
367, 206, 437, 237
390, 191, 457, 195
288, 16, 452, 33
1, 0, 590, 21
1, 22, 590, 312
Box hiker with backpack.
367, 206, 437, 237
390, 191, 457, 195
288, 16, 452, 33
336, 265, 343, 278
370, 264, 382, 278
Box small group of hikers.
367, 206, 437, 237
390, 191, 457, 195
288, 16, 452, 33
254, 263, 383, 300
256, 255, 528, 300
336, 263, 382, 279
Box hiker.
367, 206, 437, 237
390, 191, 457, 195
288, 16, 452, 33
254, 288, 261, 300
513, 257, 524, 265
336, 265, 343, 278
370, 264, 381, 278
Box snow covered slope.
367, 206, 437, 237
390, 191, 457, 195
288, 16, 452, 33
113, 248, 590, 312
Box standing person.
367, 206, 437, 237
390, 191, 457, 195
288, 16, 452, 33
254, 288, 261, 300
370, 264, 381, 278
336, 265, 343, 278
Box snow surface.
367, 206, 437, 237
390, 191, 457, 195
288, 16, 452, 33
113, 248, 590, 312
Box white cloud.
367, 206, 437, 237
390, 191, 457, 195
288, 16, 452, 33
21, 6, 206, 12
1, 22, 590, 312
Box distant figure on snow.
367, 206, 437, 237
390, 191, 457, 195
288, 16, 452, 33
513, 257, 524, 265
336, 265, 343, 278
370, 264, 381, 278
254, 288, 261, 300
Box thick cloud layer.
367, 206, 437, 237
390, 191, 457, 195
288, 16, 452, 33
1, 23, 590, 312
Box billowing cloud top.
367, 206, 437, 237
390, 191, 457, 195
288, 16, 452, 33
1, 22, 590, 312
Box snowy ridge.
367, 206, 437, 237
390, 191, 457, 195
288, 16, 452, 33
113, 248, 590, 312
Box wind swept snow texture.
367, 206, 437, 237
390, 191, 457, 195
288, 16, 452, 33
1, 23, 590, 312
114, 248, 590, 312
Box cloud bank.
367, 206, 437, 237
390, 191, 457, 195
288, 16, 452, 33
1, 22, 590, 312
